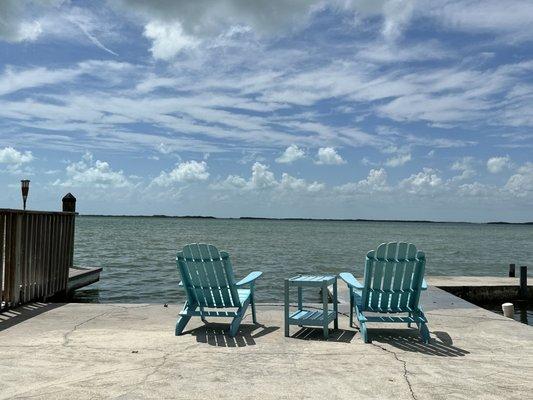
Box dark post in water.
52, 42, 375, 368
509, 263, 515, 277
519, 266, 528, 300
62, 193, 77, 213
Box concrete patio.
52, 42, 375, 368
1, 287, 531, 399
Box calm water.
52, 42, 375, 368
72, 217, 533, 303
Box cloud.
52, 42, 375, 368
337, 168, 390, 194
401, 168, 443, 194
451, 157, 476, 181
250, 162, 277, 189
0, 0, 43, 42
214, 162, 324, 193
385, 153, 411, 167
54, 152, 131, 188
504, 162, 533, 197
487, 156, 511, 173
381, 0, 415, 41
153, 160, 209, 186
0, 146, 34, 164
143, 21, 198, 60
275, 144, 305, 164
315, 147, 346, 165
426, 0, 533, 43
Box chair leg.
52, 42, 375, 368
230, 299, 250, 337
349, 294, 354, 328
175, 302, 195, 336
414, 310, 430, 343
251, 285, 258, 324
360, 321, 369, 343
407, 312, 412, 328
175, 315, 191, 336
417, 322, 430, 343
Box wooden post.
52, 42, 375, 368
509, 263, 515, 278
62, 193, 76, 213
519, 266, 528, 300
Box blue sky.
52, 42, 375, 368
1, 0, 532, 221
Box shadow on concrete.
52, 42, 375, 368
291, 327, 356, 343
189, 323, 280, 347
372, 329, 469, 357
0, 302, 65, 332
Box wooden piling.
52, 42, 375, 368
509, 263, 515, 278
519, 266, 528, 300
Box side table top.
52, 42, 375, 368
287, 274, 336, 286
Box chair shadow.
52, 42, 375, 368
0, 302, 65, 332
188, 323, 280, 347
291, 327, 356, 343
371, 329, 469, 357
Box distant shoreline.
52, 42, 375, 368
78, 214, 533, 225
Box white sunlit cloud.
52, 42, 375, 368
504, 162, 533, 197
152, 160, 209, 186
385, 153, 411, 167
451, 157, 477, 181
315, 147, 346, 165
275, 145, 306, 164
0, 146, 34, 164
53, 152, 131, 188
487, 156, 511, 173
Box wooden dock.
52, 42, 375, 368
67, 266, 102, 293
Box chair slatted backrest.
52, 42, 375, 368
177, 243, 241, 308
361, 242, 426, 312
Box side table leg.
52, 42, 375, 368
297, 286, 302, 326
333, 279, 338, 330
322, 283, 329, 340
284, 279, 290, 337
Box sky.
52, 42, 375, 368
0, 0, 532, 222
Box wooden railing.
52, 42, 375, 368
0, 209, 76, 309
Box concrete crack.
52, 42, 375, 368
371, 342, 418, 400
139, 352, 170, 385
62, 311, 109, 347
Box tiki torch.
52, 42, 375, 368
21, 179, 30, 210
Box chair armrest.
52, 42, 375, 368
421, 278, 428, 290
236, 271, 263, 286
339, 272, 364, 289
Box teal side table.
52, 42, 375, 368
284, 275, 338, 339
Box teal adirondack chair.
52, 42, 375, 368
339, 242, 430, 343
175, 243, 262, 337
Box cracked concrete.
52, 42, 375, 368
0, 288, 532, 400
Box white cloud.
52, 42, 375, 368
153, 160, 209, 186
385, 153, 411, 167
451, 157, 476, 181
504, 162, 533, 197
337, 168, 390, 194
315, 147, 346, 165
487, 156, 511, 173
381, 0, 415, 41
0, 146, 34, 164
143, 21, 198, 60
427, 0, 533, 43
250, 162, 277, 189
401, 168, 443, 194
0, 0, 43, 42
54, 152, 131, 188
275, 144, 305, 164
213, 162, 324, 194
